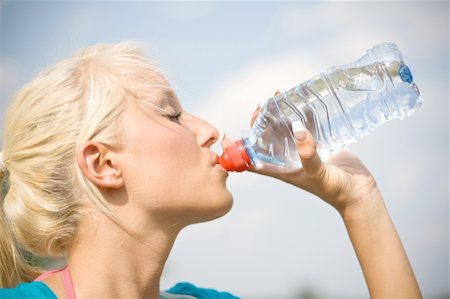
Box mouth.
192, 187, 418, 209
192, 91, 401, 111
212, 153, 220, 166
212, 154, 229, 173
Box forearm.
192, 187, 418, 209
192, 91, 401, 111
340, 191, 422, 299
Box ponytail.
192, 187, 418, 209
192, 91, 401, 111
0, 41, 169, 287
0, 170, 39, 287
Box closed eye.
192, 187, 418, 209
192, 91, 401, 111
166, 111, 182, 122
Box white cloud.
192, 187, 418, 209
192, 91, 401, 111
2, 1, 445, 296
194, 51, 324, 139
268, 2, 447, 66
185, 3, 449, 294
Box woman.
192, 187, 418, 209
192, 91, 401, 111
0, 42, 422, 299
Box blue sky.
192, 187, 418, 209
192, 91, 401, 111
1, 1, 448, 298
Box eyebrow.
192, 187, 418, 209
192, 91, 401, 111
138, 88, 180, 115
164, 89, 180, 107
160, 88, 182, 111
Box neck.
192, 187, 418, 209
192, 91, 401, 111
67, 209, 181, 299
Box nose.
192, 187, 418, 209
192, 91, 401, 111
190, 115, 219, 148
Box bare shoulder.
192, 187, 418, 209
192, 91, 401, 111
40, 272, 66, 299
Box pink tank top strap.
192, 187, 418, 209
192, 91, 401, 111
34, 267, 77, 299
34, 268, 65, 281
62, 267, 77, 299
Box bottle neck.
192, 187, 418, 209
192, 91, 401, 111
373, 58, 421, 119
218, 139, 252, 172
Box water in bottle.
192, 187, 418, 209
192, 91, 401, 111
218, 43, 422, 172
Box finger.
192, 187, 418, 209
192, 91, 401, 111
220, 133, 233, 149
292, 121, 324, 177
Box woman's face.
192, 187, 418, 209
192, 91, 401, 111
118, 88, 232, 227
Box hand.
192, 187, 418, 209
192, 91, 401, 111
237, 93, 382, 216
231, 94, 422, 298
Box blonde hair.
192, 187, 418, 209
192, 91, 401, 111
0, 42, 171, 287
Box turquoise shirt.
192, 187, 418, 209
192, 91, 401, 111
0, 282, 57, 299
0, 281, 240, 299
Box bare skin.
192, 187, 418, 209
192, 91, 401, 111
42, 98, 230, 299
244, 94, 423, 298
42, 92, 422, 299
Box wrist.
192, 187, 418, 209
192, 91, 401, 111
338, 187, 386, 224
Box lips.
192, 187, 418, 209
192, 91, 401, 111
212, 154, 220, 166
211, 153, 228, 173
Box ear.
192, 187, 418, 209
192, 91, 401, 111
76, 141, 124, 189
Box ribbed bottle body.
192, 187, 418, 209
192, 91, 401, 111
220, 43, 422, 172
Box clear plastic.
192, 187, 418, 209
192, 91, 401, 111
220, 43, 422, 172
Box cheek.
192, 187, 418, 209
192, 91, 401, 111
154, 133, 201, 171
130, 120, 197, 165
127, 129, 202, 192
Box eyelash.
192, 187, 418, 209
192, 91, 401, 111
166, 112, 182, 122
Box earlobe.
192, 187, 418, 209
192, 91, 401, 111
76, 142, 124, 189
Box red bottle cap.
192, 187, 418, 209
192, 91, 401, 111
218, 139, 252, 172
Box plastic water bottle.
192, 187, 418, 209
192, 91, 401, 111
218, 43, 422, 172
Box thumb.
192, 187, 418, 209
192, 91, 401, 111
292, 121, 324, 177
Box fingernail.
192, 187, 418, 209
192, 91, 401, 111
253, 103, 262, 112
292, 121, 306, 141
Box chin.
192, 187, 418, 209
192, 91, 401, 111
213, 191, 234, 218
195, 190, 234, 224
